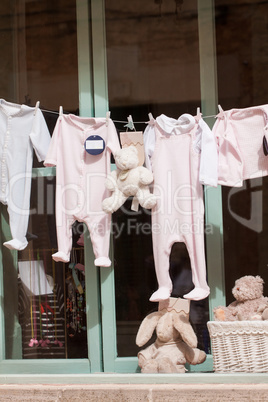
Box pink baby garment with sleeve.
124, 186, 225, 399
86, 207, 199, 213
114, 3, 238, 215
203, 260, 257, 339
213, 104, 268, 187
44, 114, 120, 265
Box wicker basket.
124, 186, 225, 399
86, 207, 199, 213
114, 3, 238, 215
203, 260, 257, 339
207, 321, 268, 373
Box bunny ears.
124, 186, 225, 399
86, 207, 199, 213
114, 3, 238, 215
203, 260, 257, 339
136, 298, 197, 349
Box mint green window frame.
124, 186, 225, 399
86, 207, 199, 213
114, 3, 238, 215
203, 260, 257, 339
1, 0, 268, 384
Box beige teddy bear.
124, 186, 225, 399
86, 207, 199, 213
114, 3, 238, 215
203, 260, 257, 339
102, 145, 157, 213
136, 298, 206, 373
214, 275, 268, 321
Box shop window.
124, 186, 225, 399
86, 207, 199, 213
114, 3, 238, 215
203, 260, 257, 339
214, 0, 268, 303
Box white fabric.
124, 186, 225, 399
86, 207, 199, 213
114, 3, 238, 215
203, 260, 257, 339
18, 260, 53, 296
0, 99, 51, 250
143, 113, 218, 187
196, 118, 218, 187
143, 119, 156, 172
156, 113, 195, 134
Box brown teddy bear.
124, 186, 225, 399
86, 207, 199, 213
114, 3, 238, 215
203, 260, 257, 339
214, 275, 268, 321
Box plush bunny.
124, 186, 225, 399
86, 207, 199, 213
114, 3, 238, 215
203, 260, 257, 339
136, 298, 206, 373
102, 145, 156, 213
214, 275, 268, 321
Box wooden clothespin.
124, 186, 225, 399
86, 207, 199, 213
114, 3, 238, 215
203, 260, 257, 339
217, 104, 225, 119
106, 111, 111, 127
124, 115, 135, 130
34, 101, 40, 116
196, 107, 202, 121
147, 112, 155, 126
59, 106, 63, 116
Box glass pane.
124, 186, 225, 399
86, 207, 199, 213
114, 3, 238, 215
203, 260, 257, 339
105, 0, 210, 357
1, 1, 88, 359
215, 1, 268, 302
3, 174, 88, 360
0, 1, 79, 164
0, 1, 79, 109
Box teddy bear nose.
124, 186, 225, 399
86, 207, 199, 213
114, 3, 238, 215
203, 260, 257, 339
236, 287, 240, 290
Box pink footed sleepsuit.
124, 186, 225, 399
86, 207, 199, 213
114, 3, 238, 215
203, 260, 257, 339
44, 114, 120, 265
213, 104, 268, 187
144, 114, 218, 301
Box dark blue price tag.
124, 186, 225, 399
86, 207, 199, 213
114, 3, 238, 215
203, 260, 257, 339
84, 135, 105, 155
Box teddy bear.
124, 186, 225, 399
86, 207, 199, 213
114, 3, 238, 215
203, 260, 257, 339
102, 145, 157, 213
136, 298, 206, 373
214, 275, 268, 321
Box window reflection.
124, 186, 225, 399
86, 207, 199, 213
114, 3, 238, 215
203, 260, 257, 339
14, 177, 88, 359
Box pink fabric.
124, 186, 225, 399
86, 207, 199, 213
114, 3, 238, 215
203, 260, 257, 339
213, 105, 268, 187
44, 115, 120, 264
150, 118, 210, 301
120, 131, 145, 166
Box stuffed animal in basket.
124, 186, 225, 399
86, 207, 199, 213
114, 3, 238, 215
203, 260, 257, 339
136, 298, 206, 373
214, 275, 268, 321
102, 145, 156, 213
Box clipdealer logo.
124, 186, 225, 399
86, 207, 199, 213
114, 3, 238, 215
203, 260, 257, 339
7, 169, 264, 235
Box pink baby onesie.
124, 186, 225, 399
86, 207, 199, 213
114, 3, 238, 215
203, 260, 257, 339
144, 114, 214, 302
213, 104, 268, 187
44, 114, 120, 265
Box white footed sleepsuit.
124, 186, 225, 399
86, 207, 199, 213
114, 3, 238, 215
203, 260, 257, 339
144, 114, 218, 301
0, 99, 51, 250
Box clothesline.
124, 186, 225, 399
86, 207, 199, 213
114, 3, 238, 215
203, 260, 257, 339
112, 114, 217, 124
4, 98, 218, 121
41, 108, 62, 115
41, 109, 217, 122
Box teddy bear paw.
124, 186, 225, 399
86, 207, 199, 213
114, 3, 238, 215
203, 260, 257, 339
141, 359, 158, 373
213, 307, 226, 321
158, 357, 178, 373
102, 198, 115, 213
104, 176, 116, 191
196, 350, 207, 365
140, 195, 157, 210
262, 308, 268, 320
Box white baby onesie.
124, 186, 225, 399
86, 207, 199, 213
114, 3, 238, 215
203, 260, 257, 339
0, 99, 51, 250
